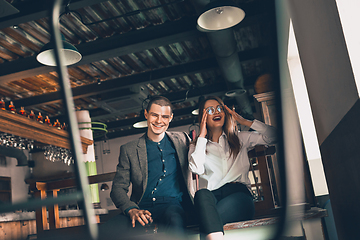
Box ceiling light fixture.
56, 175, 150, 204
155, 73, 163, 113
133, 121, 148, 129
191, 95, 205, 116
191, 109, 199, 116
225, 89, 247, 98
197, 0, 245, 31
36, 33, 82, 66
133, 109, 148, 129
36, 0, 184, 65
133, 96, 151, 129
100, 183, 109, 191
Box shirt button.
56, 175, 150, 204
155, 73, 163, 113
159, 179, 162, 181
152, 198, 156, 201
160, 149, 162, 151
162, 159, 165, 162
154, 188, 157, 190
158, 142, 160, 145
164, 170, 166, 173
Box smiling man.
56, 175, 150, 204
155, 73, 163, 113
106, 96, 194, 238
144, 99, 173, 142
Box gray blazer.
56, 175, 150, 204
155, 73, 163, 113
110, 131, 193, 213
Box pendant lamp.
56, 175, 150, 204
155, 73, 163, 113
100, 183, 109, 191
133, 120, 148, 128
36, 34, 82, 66
191, 109, 199, 116
197, 0, 245, 31
191, 95, 205, 116
133, 109, 148, 128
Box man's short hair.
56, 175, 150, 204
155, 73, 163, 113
146, 96, 173, 113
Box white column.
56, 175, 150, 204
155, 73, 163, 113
76, 110, 99, 205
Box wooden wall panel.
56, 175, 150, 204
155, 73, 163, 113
0, 215, 98, 239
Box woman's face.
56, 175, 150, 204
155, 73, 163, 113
204, 99, 225, 130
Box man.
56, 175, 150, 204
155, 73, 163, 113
106, 96, 194, 238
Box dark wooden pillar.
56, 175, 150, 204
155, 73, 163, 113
34, 182, 48, 234
48, 189, 60, 229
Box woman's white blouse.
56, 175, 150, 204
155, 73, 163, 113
188, 119, 277, 191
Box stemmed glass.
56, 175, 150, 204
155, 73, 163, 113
43, 145, 73, 165
0, 132, 35, 150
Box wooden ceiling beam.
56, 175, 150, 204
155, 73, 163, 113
12, 45, 266, 108
76, 17, 201, 64
12, 57, 219, 108
0, 17, 200, 85
0, 0, 111, 30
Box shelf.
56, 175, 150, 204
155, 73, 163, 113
0, 110, 93, 154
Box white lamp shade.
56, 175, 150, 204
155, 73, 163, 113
36, 36, 82, 66
225, 88, 247, 97
192, 109, 199, 115
197, 2, 245, 31
36, 47, 82, 66
133, 120, 148, 128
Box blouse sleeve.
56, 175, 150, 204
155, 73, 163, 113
188, 137, 208, 175
240, 119, 277, 148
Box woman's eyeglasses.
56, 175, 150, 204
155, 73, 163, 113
205, 105, 223, 115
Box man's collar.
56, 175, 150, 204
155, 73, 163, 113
145, 132, 167, 143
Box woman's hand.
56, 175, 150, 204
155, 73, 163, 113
199, 109, 207, 138
224, 105, 253, 128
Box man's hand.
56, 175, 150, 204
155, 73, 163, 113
128, 208, 153, 227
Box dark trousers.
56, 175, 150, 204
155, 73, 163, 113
100, 199, 186, 238
194, 183, 255, 236
139, 198, 186, 235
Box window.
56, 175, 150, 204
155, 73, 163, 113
0, 177, 11, 203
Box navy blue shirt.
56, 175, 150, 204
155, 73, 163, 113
140, 134, 183, 204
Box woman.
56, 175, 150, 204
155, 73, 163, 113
189, 96, 277, 240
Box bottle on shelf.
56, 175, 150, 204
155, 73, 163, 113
44, 116, 51, 126
61, 122, 67, 130
53, 119, 61, 129
28, 110, 36, 120
8, 101, 16, 113
0, 98, 5, 110
19, 106, 27, 116
37, 112, 43, 123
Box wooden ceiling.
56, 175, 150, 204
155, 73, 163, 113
0, 0, 278, 140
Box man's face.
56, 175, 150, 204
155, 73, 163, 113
144, 103, 173, 139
